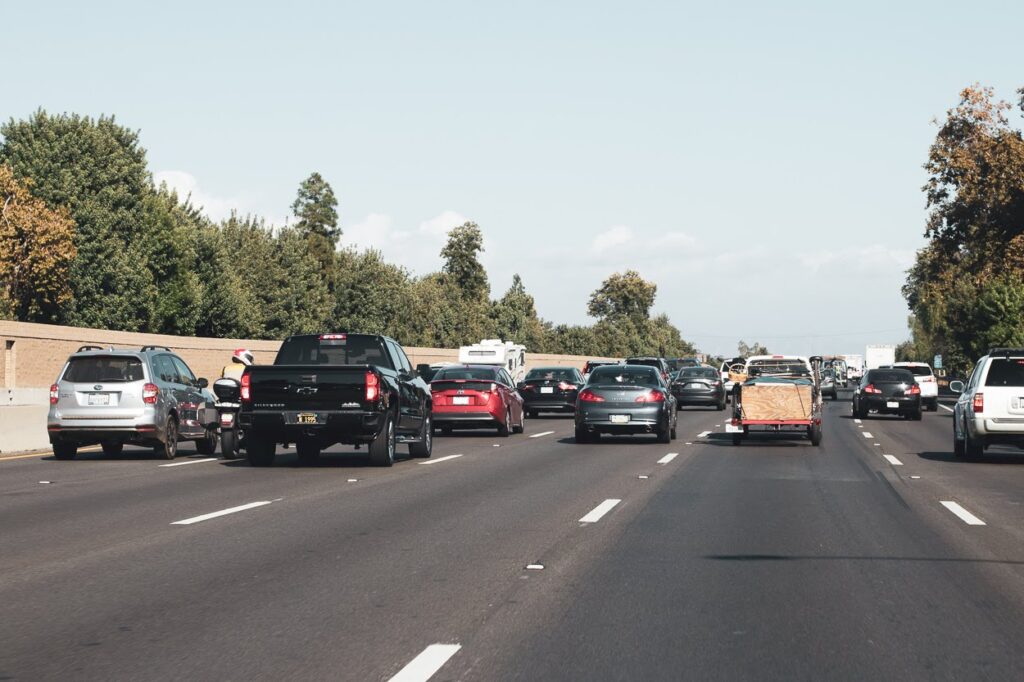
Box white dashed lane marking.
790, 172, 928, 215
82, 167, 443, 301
389, 644, 462, 682
579, 499, 622, 523
159, 457, 217, 468
939, 404, 954, 413
419, 454, 463, 465
854, 418, 862, 424
862, 432, 874, 439
697, 431, 711, 438
941, 501, 986, 526
657, 452, 679, 465
172, 500, 274, 526
883, 454, 903, 466
529, 431, 555, 439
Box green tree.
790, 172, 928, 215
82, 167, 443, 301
292, 172, 340, 242
587, 270, 657, 324
332, 248, 415, 339
490, 274, 546, 349
440, 222, 489, 302
738, 340, 769, 357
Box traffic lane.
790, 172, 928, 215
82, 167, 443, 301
0, 410, 718, 680
468, 403, 1024, 680
0, 417, 574, 580
844, 406, 1024, 560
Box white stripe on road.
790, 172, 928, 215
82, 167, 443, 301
939, 404, 954, 413
883, 454, 903, 466
529, 430, 555, 438
171, 500, 273, 525
862, 432, 874, 439
389, 644, 461, 682
158, 457, 217, 468
580, 499, 621, 523
697, 431, 711, 438
854, 418, 862, 424
657, 452, 679, 465
419, 454, 463, 465
941, 501, 986, 526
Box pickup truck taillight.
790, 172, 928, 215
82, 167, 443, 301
143, 383, 159, 405
973, 393, 984, 413
240, 373, 251, 402
366, 371, 380, 402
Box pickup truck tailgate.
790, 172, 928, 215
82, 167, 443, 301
247, 366, 369, 410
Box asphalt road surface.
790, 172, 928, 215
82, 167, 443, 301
2, 396, 1023, 680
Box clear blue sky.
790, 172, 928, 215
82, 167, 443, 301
4, 0, 1023, 356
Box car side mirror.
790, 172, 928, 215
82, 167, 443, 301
196, 377, 209, 389
949, 380, 965, 394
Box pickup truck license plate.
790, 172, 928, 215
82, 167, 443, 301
609, 414, 630, 424
452, 396, 470, 405
87, 393, 110, 406
297, 413, 318, 425
886, 401, 899, 408
540, 387, 554, 394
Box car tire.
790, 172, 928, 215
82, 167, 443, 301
575, 427, 590, 444
101, 440, 123, 456
195, 427, 218, 455
246, 438, 276, 467
221, 429, 240, 460
912, 410, 923, 421
410, 415, 433, 458
657, 421, 671, 444
296, 439, 320, 466
155, 418, 178, 460
716, 399, 726, 411
53, 442, 77, 460
498, 408, 511, 437
953, 417, 966, 458
369, 414, 396, 467
670, 417, 678, 440
512, 411, 525, 435
965, 429, 984, 460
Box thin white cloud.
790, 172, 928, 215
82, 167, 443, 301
154, 170, 287, 225
591, 225, 633, 254
344, 210, 470, 274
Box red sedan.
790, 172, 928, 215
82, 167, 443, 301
430, 364, 525, 436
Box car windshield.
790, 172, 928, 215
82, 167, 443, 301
63, 356, 145, 383
984, 359, 1024, 387
678, 368, 717, 380
868, 370, 914, 383
525, 369, 577, 382
589, 367, 659, 386
435, 367, 497, 381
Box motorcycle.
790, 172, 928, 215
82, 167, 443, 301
212, 378, 244, 459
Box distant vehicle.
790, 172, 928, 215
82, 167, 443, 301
865, 344, 897, 370
624, 356, 671, 382
47, 345, 218, 460
891, 362, 939, 411
823, 358, 848, 388
821, 368, 839, 400
431, 364, 524, 436
238, 334, 433, 466
518, 366, 585, 417
851, 368, 921, 420
671, 366, 727, 410
458, 339, 527, 384
843, 354, 865, 381
582, 359, 619, 378
951, 348, 1024, 459
575, 364, 677, 444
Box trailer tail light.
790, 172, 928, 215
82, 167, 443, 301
366, 371, 380, 402
973, 393, 984, 413
863, 384, 881, 394
240, 373, 251, 402
50, 384, 59, 405
143, 383, 159, 404
579, 389, 605, 402
635, 390, 666, 403
907, 384, 921, 395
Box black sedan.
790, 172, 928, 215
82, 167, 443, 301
671, 366, 726, 410
575, 365, 678, 444
852, 368, 922, 420
518, 366, 585, 417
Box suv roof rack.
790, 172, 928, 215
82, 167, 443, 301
76, 345, 113, 352
987, 348, 1024, 357
141, 345, 172, 352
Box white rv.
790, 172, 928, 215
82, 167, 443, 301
458, 339, 528, 383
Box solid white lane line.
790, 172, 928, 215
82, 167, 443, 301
389, 644, 461, 682
657, 452, 679, 465
862, 432, 874, 439
697, 431, 711, 438
580, 499, 621, 523
883, 455, 903, 466
529, 430, 555, 438
939, 404, 954, 413
419, 454, 463, 465
171, 500, 273, 525
159, 457, 217, 468
941, 501, 986, 526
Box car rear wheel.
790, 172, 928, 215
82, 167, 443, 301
656, 421, 671, 444
369, 414, 396, 467
101, 440, 123, 456
410, 415, 433, 458
965, 429, 984, 459
953, 417, 966, 458
246, 438, 276, 466
512, 411, 525, 435
155, 418, 178, 460
498, 408, 511, 437
195, 427, 218, 455
53, 442, 77, 460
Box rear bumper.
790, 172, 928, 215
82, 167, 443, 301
862, 396, 921, 413
48, 424, 162, 445
576, 405, 666, 433
970, 416, 1024, 439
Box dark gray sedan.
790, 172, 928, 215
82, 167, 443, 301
574, 365, 678, 444
671, 366, 726, 410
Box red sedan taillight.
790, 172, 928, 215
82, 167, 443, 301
142, 383, 159, 405
579, 389, 605, 402
50, 384, 59, 405
240, 373, 251, 402
635, 390, 666, 403
973, 393, 984, 413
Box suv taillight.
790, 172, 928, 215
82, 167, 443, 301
143, 383, 159, 404
240, 373, 251, 402
635, 390, 666, 403
50, 384, 59, 405
366, 370, 380, 402
973, 393, 984, 413
579, 389, 605, 402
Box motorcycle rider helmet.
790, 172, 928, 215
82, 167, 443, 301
232, 348, 255, 366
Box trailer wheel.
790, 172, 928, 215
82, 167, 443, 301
809, 424, 822, 446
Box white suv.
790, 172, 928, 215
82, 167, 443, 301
892, 362, 939, 411
952, 348, 1024, 458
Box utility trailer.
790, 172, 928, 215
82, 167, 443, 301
726, 355, 823, 446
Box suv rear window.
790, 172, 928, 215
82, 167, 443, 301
899, 365, 933, 376
63, 356, 144, 383
867, 370, 914, 383
984, 359, 1024, 387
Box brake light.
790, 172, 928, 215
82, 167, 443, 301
366, 371, 380, 402
50, 384, 59, 405
863, 384, 881, 394
558, 382, 577, 391
908, 384, 921, 395
636, 390, 666, 403
240, 373, 251, 402
973, 393, 984, 413
579, 389, 605, 402
320, 334, 347, 340
143, 383, 159, 405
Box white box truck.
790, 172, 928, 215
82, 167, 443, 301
865, 344, 896, 371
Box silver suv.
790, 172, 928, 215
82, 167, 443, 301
952, 348, 1024, 458
47, 346, 218, 460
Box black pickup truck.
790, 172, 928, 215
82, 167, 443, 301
238, 333, 433, 466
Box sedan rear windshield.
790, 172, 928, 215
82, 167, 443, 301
984, 359, 1024, 387
63, 356, 144, 383
434, 368, 497, 381
588, 367, 659, 386
867, 370, 915, 383
525, 369, 577, 382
